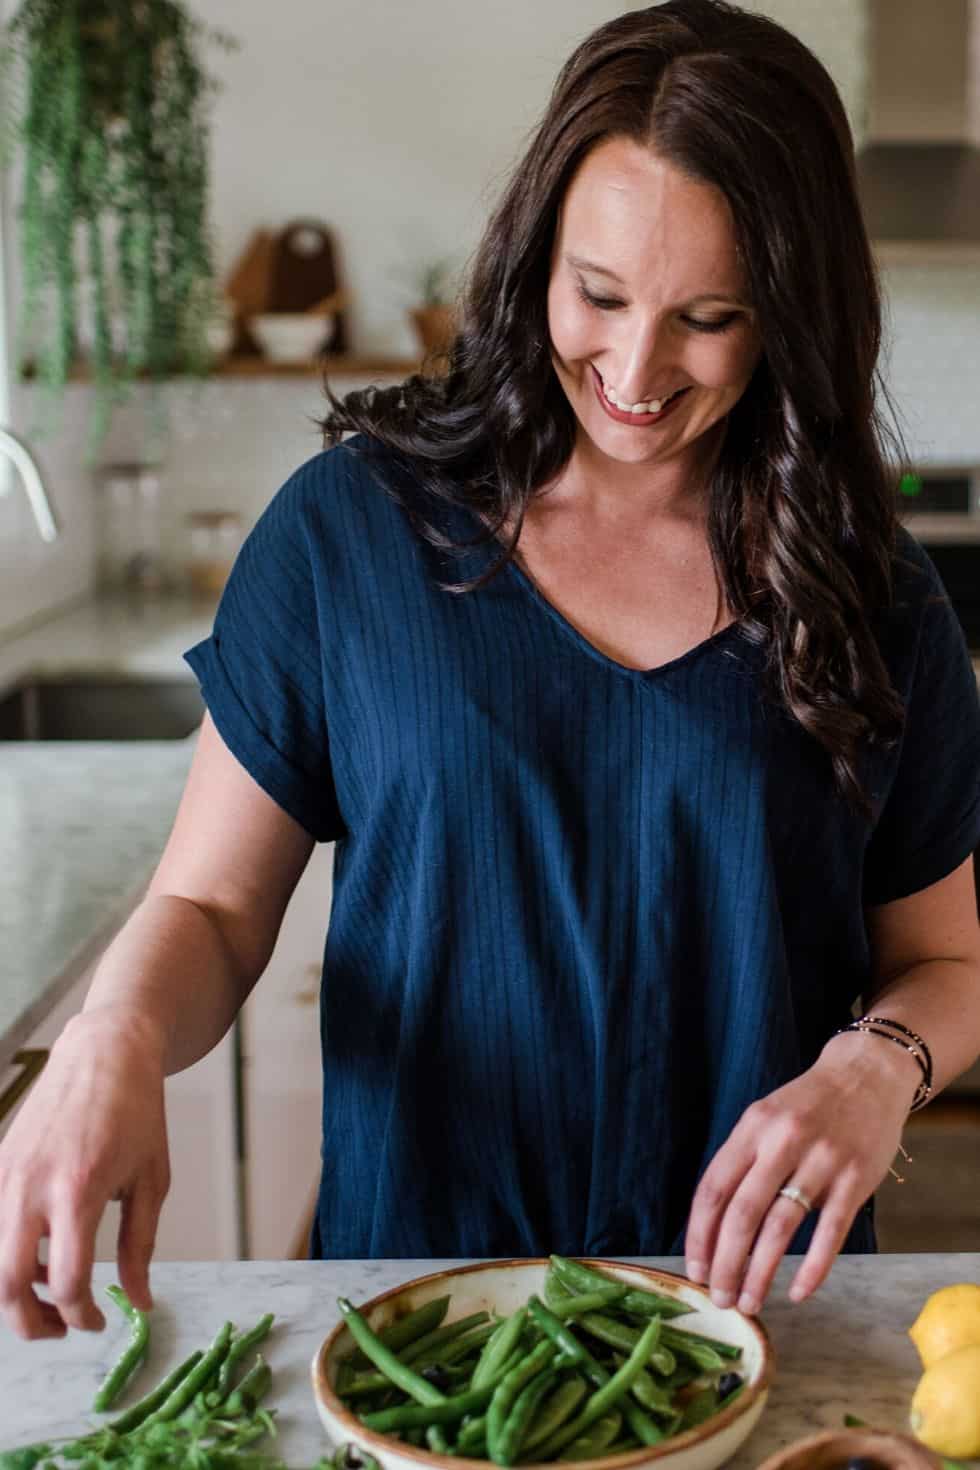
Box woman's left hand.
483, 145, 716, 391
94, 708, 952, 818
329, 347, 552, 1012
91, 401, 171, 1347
683, 1032, 918, 1315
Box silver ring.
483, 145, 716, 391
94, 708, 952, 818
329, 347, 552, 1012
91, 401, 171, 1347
778, 1184, 814, 1213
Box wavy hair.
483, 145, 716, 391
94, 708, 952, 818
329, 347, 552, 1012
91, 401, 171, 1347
319, 0, 909, 814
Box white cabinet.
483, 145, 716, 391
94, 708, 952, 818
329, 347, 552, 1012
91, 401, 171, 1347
2, 936, 240, 1262
240, 842, 334, 1259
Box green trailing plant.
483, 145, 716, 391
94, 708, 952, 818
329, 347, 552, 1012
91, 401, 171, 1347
0, 0, 238, 459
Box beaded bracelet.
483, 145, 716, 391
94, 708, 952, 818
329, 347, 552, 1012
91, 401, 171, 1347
833, 1014, 933, 1113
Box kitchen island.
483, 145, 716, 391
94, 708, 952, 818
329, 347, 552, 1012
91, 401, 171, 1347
1, 1255, 976, 1464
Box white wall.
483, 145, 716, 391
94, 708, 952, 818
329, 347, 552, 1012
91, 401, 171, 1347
1, 0, 978, 638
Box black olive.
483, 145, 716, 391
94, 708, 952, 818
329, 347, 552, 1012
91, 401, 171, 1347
717, 1372, 743, 1399
342, 1449, 363, 1470
421, 1363, 452, 1394
843, 1459, 887, 1470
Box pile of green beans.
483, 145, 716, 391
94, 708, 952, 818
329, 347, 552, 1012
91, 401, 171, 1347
333, 1256, 747, 1464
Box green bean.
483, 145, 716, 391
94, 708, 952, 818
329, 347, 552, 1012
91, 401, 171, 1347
549, 1256, 692, 1320
523, 1377, 590, 1451
138, 1321, 234, 1426
343, 1316, 493, 1396
107, 1349, 204, 1434
223, 1357, 272, 1416
362, 1382, 498, 1432
557, 1410, 622, 1460
487, 1339, 558, 1464
456, 1414, 488, 1453
526, 1296, 589, 1366
425, 1425, 453, 1454
603, 1437, 641, 1455
494, 1365, 561, 1465
612, 1356, 677, 1417
338, 1298, 446, 1406
532, 1320, 666, 1460
92, 1285, 151, 1414
471, 1306, 527, 1390
343, 1296, 452, 1368
215, 1313, 275, 1397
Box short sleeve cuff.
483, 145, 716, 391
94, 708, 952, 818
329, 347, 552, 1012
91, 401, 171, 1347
184, 633, 341, 843
864, 791, 980, 906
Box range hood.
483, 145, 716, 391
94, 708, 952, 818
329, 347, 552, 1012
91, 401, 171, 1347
857, 0, 980, 259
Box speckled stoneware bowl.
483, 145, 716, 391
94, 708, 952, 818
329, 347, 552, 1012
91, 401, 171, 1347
311, 1258, 774, 1470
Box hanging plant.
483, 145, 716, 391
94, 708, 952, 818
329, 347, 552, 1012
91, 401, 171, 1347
0, 0, 238, 459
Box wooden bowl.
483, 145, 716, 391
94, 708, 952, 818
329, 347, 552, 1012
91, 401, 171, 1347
311, 1257, 774, 1470
755, 1427, 941, 1470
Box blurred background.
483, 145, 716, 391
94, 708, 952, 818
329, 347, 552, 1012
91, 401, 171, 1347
0, 0, 976, 1260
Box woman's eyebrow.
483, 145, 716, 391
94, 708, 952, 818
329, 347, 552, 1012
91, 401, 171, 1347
565, 254, 749, 308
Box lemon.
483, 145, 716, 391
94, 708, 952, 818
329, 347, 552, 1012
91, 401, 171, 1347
910, 1344, 980, 1457
909, 1282, 980, 1369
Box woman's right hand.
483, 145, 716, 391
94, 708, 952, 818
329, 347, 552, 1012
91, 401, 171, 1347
0, 1007, 170, 1340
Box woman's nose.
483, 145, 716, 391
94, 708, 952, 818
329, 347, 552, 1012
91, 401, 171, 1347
611, 315, 673, 401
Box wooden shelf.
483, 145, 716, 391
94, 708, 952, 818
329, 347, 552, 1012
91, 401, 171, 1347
20, 353, 422, 384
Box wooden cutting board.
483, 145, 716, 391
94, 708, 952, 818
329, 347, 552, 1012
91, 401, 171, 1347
267, 219, 347, 353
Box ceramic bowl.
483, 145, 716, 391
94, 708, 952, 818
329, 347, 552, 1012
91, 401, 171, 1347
311, 1258, 774, 1470
249, 311, 334, 362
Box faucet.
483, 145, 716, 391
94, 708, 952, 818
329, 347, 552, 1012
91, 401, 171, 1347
0, 426, 58, 542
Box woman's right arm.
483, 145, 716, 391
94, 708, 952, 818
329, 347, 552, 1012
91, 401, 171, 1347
0, 713, 315, 1341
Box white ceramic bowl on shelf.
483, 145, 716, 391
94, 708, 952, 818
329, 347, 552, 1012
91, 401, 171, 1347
249, 311, 334, 362
311, 1258, 774, 1470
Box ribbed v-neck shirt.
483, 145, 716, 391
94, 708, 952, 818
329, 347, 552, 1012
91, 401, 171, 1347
184, 437, 980, 1260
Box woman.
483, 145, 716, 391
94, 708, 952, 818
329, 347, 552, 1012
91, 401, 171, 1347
2, 0, 978, 1342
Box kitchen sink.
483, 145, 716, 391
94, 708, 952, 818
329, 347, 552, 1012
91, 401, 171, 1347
0, 675, 205, 741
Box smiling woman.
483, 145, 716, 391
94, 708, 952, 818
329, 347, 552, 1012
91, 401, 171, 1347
1, 0, 979, 1348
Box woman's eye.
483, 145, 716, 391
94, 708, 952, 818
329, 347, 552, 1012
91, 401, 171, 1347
575, 282, 624, 311
683, 315, 738, 334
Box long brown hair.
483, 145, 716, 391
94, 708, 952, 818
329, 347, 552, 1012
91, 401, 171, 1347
319, 0, 908, 813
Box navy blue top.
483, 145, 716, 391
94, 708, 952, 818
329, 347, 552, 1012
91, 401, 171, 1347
185, 438, 980, 1260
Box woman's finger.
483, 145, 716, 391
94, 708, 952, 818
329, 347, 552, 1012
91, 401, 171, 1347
734, 1180, 828, 1314
684, 1129, 756, 1289
786, 1179, 866, 1302
46, 1193, 106, 1333
116, 1169, 167, 1315
0, 1212, 66, 1340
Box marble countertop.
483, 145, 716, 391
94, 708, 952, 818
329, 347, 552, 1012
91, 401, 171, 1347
0, 593, 218, 1073
1, 1255, 976, 1464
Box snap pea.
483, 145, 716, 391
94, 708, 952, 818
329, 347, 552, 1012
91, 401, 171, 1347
215, 1313, 275, 1397
138, 1320, 234, 1426
611, 1355, 676, 1416
107, 1349, 204, 1434
557, 1409, 622, 1460
338, 1298, 446, 1406
676, 1387, 718, 1433
487, 1338, 558, 1463
471, 1306, 527, 1390
548, 1288, 629, 1318
342, 1296, 451, 1368
549, 1256, 692, 1320
660, 1322, 739, 1366
532, 1319, 665, 1460
522, 1377, 590, 1451
92, 1285, 151, 1414
576, 1312, 675, 1377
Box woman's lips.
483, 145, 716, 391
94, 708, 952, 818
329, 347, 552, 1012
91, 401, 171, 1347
591, 364, 690, 426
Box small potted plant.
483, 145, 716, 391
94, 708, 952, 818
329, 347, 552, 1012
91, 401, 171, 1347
409, 259, 458, 357
0, 0, 238, 460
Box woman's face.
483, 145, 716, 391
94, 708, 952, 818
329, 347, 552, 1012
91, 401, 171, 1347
547, 135, 763, 471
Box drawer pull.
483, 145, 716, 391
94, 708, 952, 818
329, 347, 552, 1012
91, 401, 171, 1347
0, 1049, 49, 1123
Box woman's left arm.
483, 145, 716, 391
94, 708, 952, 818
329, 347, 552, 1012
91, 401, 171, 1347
684, 855, 980, 1315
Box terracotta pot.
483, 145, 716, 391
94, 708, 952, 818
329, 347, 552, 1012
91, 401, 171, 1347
409, 304, 455, 356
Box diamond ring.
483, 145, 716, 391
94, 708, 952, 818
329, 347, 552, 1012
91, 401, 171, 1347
778, 1184, 814, 1212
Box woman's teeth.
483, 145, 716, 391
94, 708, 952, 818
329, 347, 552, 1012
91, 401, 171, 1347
600, 375, 681, 414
